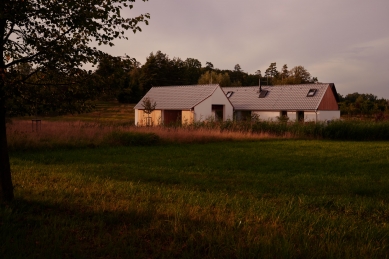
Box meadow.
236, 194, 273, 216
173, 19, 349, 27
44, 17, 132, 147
1, 103, 389, 258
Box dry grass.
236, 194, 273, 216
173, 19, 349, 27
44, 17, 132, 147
6, 120, 281, 150
131, 126, 279, 143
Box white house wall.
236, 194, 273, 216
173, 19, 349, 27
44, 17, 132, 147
194, 87, 233, 121
317, 110, 340, 121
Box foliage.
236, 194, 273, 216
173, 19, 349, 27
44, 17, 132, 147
141, 97, 156, 126
92, 53, 327, 103
141, 97, 156, 115
105, 131, 159, 146
269, 64, 318, 85
276, 115, 290, 123
179, 118, 389, 141
338, 92, 389, 118
0, 0, 150, 201
1, 0, 150, 113
137, 51, 202, 94
323, 120, 389, 140
197, 71, 231, 86
6, 65, 98, 116
93, 54, 141, 102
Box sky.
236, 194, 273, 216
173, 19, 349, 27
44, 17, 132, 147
102, 0, 389, 99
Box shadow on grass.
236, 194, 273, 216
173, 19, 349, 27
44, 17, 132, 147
2, 194, 389, 259
0, 198, 293, 259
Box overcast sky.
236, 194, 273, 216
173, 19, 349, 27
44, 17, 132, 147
102, 0, 389, 99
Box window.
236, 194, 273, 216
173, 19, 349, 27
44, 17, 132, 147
235, 110, 251, 121
307, 89, 317, 97
212, 105, 224, 121
258, 90, 268, 98
280, 111, 287, 117
297, 111, 304, 122
226, 91, 234, 98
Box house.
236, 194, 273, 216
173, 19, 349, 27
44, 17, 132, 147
134, 84, 234, 126
222, 83, 340, 122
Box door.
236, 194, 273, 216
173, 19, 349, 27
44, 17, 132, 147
212, 105, 224, 121
164, 110, 182, 125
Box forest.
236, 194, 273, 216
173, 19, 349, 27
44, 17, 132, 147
91, 51, 319, 103
9, 51, 388, 119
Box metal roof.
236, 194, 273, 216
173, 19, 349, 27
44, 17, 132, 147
134, 84, 219, 110
222, 84, 334, 111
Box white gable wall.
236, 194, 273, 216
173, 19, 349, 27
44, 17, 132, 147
194, 87, 233, 121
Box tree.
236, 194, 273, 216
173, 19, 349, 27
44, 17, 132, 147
198, 71, 231, 87
338, 92, 388, 117
141, 97, 156, 126
281, 64, 289, 80
205, 62, 214, 70
0, 0, 150, 201
264, 62, 278, 85
94, 54, 139, 101
234, 64, 242, 72
288, 66, 313, 84
183, 58, 202, 85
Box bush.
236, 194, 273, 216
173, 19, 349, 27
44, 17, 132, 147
104, 131, 160, 146
323, 120, 389, 141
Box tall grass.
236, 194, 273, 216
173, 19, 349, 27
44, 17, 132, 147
6, 120, 277, 150
6, 119, 389, 151
205, 119, 389, 141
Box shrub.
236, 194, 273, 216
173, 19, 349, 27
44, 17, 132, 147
104, 131, 160, 146
323, 120, 389, 141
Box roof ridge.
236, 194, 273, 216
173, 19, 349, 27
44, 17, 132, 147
191, 84, 219, 108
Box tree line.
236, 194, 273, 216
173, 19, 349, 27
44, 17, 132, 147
8, 52, 389, 119
92, 52, 389, 118
338, 93, 389, 119
90, 51, 321, 104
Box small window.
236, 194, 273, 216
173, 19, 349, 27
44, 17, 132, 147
258, 90, 268, 98
297, 111, 304, 122
307, 89, 317, 97
226, 91, 234, 98
280, 111, 287, 117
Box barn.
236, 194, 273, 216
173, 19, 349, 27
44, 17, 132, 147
134, 84, 233, 126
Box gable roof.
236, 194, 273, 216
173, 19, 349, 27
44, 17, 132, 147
134, 84, 220, 110
222, 84, 338, 111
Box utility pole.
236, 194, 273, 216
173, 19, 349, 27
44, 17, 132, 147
256, 70, 261, 87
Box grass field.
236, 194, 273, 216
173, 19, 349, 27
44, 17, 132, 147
2, 140, 389, 258
2, 102, 389, 258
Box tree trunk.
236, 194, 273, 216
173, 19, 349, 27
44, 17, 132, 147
0, 73, 14, 202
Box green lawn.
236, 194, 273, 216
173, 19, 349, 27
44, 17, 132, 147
2, 140, 389, 258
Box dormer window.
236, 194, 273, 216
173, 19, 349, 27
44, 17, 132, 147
259, 90, 268, 98
226, 91, 234, 98
307, 89, 317, 97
